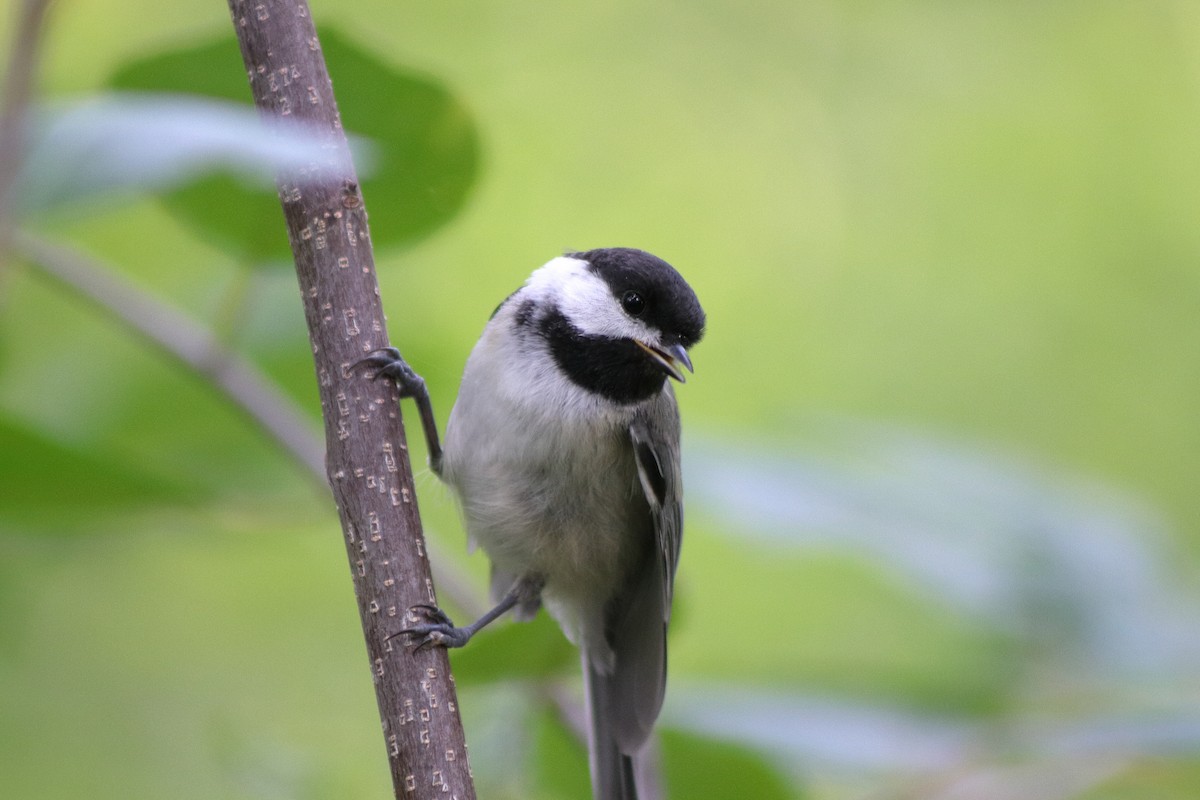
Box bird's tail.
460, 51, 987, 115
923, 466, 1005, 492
583, 652, 639, 800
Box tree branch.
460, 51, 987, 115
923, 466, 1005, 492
0, 0, 54, 277
13, 230, 488, 622
225, 2, 474, 797
13, 231, 328, 487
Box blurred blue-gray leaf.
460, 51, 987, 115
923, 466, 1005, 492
15, 92, 373, 217
666, 684, 1200, 799
688, 421, 1200, 681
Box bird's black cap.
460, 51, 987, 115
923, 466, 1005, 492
573, 248, 706, 348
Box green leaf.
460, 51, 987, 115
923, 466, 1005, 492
0, 416, 200, 534
660, 728, 800, 800
108, 27, 479, 261
533, 709, 591, 800
450, 612, 577, 684
528, 711, 800, 799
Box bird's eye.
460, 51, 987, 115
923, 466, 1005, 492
621, 290, 646, 316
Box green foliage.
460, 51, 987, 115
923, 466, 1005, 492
660, 729, 797, 800
0, 418, 198, 534
451, 612, 577, 684
529, 718, 799, 799
108, 27, 479, 262
533, 710, 591, 800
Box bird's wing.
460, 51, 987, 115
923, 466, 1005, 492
602, 389, 684, 755
628, 391, 683, 618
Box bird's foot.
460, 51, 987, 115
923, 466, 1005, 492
352, 347, 444, 476
353, 347, 428, 400
391, 604, 475, 652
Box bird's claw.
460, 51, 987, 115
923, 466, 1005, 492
353, 347, 427, 399
391, 604, 473, 652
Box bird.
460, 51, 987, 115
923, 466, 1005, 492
357, 247, 705, 799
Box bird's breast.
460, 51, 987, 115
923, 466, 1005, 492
441, 333, 649, 598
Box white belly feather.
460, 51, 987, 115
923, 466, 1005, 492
440, 321, 646, 642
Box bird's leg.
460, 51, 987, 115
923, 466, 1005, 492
353, 347, 443, 476
392, 575, 545, 652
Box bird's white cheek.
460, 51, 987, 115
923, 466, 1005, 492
560, 290, 657, 343
535, 259, 657, 344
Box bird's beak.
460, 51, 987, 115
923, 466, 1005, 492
635, 340, 694, 383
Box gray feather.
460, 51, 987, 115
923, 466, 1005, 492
588, 389, 684, 797
629, 394, 683, 618
585, 654, 640, 800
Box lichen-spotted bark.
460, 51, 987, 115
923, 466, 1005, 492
226, 2, 475, 797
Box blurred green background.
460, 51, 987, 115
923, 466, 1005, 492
3, 1, 1200, 799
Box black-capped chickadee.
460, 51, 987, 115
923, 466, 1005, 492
360, 247, 705, 800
